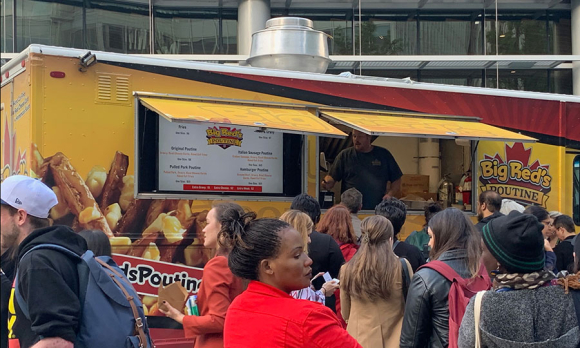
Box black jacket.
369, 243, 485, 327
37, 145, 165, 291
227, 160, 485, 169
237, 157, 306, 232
1, 247, 17, 348
554, 235, 575, 273
475, 212, 504, 233
308, 230, 345, 312
393, 237, 426, 272
12, 226, 87, 348
400, 249, 472, 348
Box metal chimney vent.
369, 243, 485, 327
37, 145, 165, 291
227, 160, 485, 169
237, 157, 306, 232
247, 17, 332, 73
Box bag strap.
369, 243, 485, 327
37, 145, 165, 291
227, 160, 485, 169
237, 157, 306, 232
400, 258, 411, 302
15, 244, 82, 319
96, 257, 148, 348
392, 240, 400, 251
419, 260, 463, 283
474, 291, 485, 348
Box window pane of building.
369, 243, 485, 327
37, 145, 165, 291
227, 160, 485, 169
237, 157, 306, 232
222, 17, 238, 54
485, 12, 549, 55
86, 1, 150, 54
550, 69, 572, 95
356, 14, 417, 55
276, 11, 352, 55
420, 70, 483, 87
154, 7, 224, 54
16, 0, 84, 52
1, 0, 14, 52
313, 19, 352, 55
419, 12, 483, 55
548, 11, 571, 55
486, 69, 548, 92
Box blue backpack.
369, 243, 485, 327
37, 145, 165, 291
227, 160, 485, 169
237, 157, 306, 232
15, 244, 154, 348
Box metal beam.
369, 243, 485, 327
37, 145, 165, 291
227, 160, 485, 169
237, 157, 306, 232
285, 0, 292, 9
418, 0, 429, 9
2, 53, 578, 71
548, 0, 564, 8
483, 0, 495, 9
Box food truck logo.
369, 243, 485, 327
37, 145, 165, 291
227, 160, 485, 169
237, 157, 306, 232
479, 143, 551, 207
206, 126, 243, 149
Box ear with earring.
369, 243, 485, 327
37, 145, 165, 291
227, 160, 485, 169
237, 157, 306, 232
490, 263, 501, 278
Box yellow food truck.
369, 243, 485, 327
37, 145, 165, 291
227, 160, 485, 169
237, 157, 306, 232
2, 45, 579, 345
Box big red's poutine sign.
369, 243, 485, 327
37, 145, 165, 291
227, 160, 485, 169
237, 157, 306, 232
113, 254, 203, 297
479, 143, 552, 207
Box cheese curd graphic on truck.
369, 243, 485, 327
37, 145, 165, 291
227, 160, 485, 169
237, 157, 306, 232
2, 45, 579, 346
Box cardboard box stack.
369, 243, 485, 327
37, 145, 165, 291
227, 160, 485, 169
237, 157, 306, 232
400, 174, 436, 210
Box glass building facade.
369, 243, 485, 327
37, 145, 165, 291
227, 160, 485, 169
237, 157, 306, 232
0, 0, 575, 94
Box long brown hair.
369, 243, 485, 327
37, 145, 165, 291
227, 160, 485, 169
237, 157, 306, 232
428, 208, 482, 277
317, 205, 357, 244
340, 215, 400, 301
280, 210, 313, 250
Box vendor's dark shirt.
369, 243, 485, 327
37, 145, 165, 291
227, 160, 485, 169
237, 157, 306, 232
554, 235, 575, 273
329, 146, 402, 210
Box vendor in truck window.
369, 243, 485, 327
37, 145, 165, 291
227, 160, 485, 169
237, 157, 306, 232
321, 130, 403, 210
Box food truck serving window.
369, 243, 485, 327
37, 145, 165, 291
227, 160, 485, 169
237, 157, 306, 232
135, 94, 346, 199
317, 109, 536, 212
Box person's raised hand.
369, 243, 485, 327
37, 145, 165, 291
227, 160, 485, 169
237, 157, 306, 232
321, 280, 340, 296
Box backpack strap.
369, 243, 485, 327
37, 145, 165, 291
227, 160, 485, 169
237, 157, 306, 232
14, 244, 82, 319
393, 240, 400, 251
96, 257, 148, 348
400, 258, 411, 302
474, 291, 485, 348
419, 260, 464, 283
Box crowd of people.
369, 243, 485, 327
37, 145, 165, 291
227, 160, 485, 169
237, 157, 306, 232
1, 175, 580, 348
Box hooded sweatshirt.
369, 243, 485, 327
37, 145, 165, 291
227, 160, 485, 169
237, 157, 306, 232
458, 286, 580, 348
10, 225, 87, 348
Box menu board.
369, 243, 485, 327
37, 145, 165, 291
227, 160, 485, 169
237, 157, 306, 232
158, 117, 284, 193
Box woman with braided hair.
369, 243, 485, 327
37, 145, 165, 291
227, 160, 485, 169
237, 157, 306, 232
159, 202, 245, 348
458, 211, 580, 348
222, 209, 361, 348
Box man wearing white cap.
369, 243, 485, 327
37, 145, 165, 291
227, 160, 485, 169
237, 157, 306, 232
1, 175, 88, 348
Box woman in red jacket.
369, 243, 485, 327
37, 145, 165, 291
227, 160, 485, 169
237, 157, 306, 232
160, 202, 245, 348
221, 210, 361, 348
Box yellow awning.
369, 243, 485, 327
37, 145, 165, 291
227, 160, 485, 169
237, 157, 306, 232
139, 97, 346, 138
320, 110, 536, 142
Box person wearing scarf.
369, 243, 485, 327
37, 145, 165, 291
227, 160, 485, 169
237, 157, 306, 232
458, 211, 580, 348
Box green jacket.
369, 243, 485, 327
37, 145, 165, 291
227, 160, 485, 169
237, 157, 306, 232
405, 227, 430, 260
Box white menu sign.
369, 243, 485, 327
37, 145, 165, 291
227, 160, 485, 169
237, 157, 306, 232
158, 116, 284, 193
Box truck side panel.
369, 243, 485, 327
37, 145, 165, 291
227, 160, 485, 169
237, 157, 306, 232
1, 64, 32, 179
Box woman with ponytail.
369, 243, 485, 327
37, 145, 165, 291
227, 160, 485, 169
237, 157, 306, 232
222, 210, 361, 348
159, 202, 245, 348
340, 215, 413, 348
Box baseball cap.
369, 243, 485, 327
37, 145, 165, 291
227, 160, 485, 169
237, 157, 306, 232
0, 175, 58, 218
